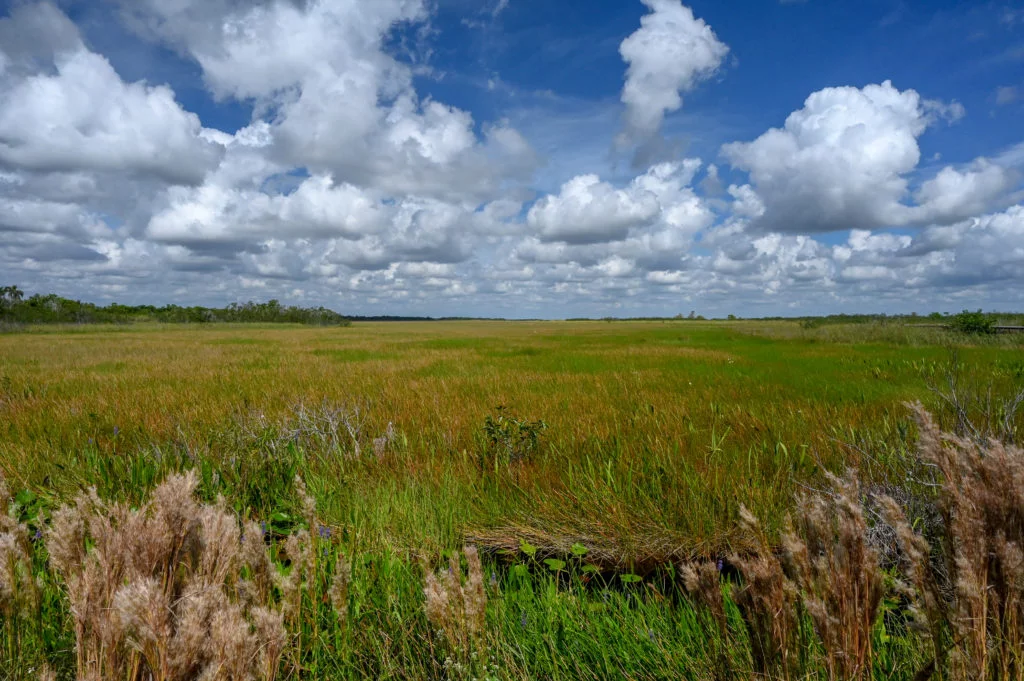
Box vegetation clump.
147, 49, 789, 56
481, 407, 547, 467
0, 286, 349, 326
46, 471, 289, 681
883, 404, 1024, 680
950, 309, 996, 335
1, 321, 1023, 679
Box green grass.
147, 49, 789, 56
0, 320, 1020, 679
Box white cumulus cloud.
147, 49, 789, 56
617, 0, 728, 148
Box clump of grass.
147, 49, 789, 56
781, 472, 883, 681
423, 545, 490, 678
0, 471, 40, 662
681, 561, 735, 679
884, 403, 1024, 680
731, 506, 802, 681
46, 471, 288, 681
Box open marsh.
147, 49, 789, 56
2, 320, 1021, 552
2, 320, 1023, 679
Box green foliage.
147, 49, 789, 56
0, 288, 350, 326
950, 309, 996, 335
1, 320, 1022, 678
481, 406, 547, 467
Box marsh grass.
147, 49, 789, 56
882, 404, 1024, 680
0, 321, 1023, 679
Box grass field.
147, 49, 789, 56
1, 320, 1023, 680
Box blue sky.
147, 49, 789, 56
0, 0, 1022, 317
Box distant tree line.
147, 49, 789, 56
0, 286, 350, 326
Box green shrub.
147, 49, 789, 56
950, 309, 995, 335
481, 407, 547, 467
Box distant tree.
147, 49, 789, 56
0, 285, 23, 306
0, 289, 350, 326
951, 309, 995, 335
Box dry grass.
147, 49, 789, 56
885, 403, 1024, 680
731, 506, 801, 681
781, 472, 883, 681
423, 545, 489, 678
46, 471, 289, 681
0, 470, 39, 660
1, 322, 1022, 679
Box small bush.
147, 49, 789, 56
950, 309, 995, 335
481, 407, 547, 468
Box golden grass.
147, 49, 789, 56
1, 320, 1020, 560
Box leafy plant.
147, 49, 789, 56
950, 309, 995, 335
481, 407, 547, 467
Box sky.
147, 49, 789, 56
0, 0, 1022, 318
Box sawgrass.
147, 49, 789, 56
0, 320, 1021, 679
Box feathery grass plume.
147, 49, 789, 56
877, 496, 946, 667
0, 472, 38, 613
731, 505, 801, 681
0, 471, 40, 665
252, 606, 287, 681
887, 403, 1024, 680
46, 471, 290, 681
293, 475, 317, 532
241, 519, 275, 600
277, 529, 312, 624
423, 546, 489, 670
681, 561, 733, 680
206, 603, 258, 681
113, 577, 173, 681
782, 471, 883, 681
461, 546, 486, 638
682, 562, 727, 634
329, 555, 352, 621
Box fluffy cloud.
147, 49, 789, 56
723, 81, 930, 233
0, 6, 221, 185
723, 81, 1019, 235
525, 160, 714, 247
147, 176, 387, 246
617, 0, 728, 148
912, 160, 1020, 223
1, 1, 1023, 317
527, 175, 660, 243
111, 0, 535, 204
